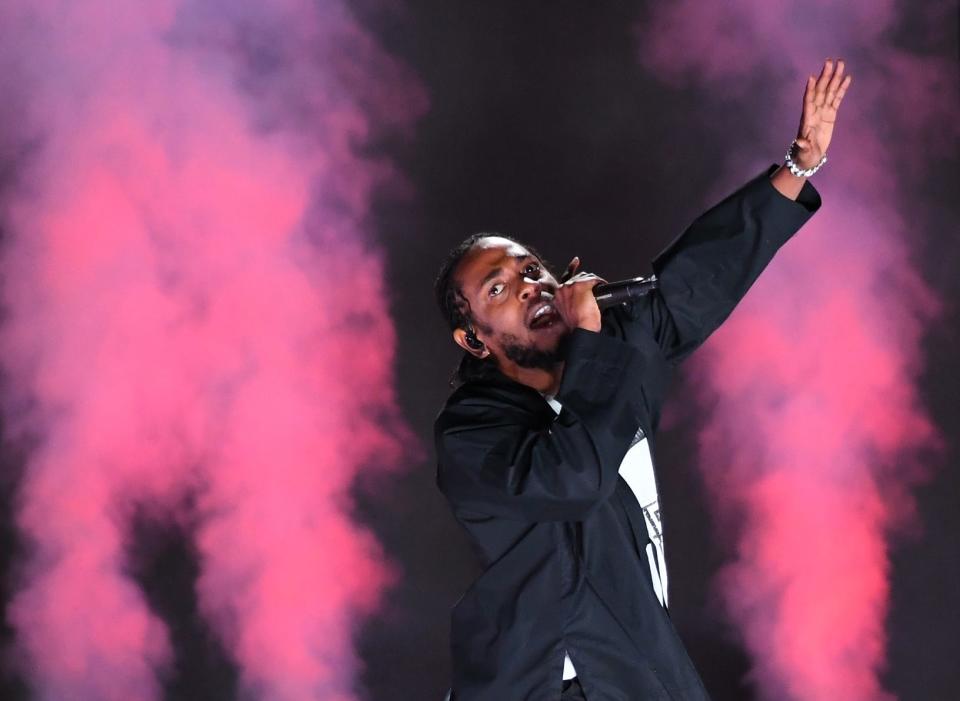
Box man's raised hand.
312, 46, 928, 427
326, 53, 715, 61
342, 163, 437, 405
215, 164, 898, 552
794, 58, 852, 169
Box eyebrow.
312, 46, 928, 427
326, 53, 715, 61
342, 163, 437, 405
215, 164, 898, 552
476, 253, 534, 294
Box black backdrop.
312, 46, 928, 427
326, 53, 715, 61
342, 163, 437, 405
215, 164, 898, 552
0, 2, 956, 701
350, 3, 960, 701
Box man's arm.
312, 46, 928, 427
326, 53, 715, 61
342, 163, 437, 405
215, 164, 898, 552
630, 58, 850, 364
630, 163, 820, 365
435, 329, 645, 522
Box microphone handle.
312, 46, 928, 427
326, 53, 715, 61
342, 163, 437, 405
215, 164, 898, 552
592, 275, 659, 310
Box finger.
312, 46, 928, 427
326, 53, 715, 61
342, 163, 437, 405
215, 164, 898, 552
825, 59, 845, 105
832, 74, 852, 109
799, 122, 816, 144
561, 256, 580, 282
803, 74, 816, 108
565, 271, 601, 286
815, 58, 834, 106
566, 274, 605, 287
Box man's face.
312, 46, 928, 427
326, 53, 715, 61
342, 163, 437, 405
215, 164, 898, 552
453, 237, 571, 370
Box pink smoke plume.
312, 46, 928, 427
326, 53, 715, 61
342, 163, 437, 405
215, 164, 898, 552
636, 3, 954, 700
0, 2, 425, 700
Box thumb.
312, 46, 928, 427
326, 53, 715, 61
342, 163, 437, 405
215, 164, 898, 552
795, 137, 812, 150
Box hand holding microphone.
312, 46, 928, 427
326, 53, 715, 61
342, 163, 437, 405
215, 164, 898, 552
555, 256, 605, 333
559, 255, 660, 317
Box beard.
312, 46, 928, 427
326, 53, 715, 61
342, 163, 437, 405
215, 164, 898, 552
499, 330, 571, 371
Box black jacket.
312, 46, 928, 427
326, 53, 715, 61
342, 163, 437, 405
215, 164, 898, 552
435, 164, 821, 700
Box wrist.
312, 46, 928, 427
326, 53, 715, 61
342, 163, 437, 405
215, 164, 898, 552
576, 315, 602, 333
769, 164, 805, 200
785, 139, 827, 177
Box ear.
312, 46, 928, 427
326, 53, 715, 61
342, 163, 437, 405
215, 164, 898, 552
453, 328, 489, 358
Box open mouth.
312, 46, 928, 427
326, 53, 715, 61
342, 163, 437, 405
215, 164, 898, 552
529, 303, 560, 329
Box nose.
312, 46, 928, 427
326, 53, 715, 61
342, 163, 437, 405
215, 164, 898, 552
518, 275, 543, 301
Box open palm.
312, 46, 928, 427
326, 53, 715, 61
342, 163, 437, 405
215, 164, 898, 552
794, 59, 852, 169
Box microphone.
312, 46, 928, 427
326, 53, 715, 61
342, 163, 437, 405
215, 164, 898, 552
592, 275, 659, 310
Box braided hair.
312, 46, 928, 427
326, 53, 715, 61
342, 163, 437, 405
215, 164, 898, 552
433, 233, 553, 387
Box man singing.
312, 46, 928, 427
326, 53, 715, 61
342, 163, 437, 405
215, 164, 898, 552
432, 59, 851, 700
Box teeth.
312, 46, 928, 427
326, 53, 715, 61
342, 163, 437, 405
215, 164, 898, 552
533, 304, 553, 319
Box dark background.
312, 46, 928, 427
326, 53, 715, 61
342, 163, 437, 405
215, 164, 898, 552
350, 3, 959, 701
1, 2, 957, 700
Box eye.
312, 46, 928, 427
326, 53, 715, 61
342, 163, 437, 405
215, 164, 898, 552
489, 282, 505, 297
523, 262, 541, 276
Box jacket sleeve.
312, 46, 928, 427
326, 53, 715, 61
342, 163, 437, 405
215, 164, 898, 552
435, 328, 646, 522
632, 163, 821, 365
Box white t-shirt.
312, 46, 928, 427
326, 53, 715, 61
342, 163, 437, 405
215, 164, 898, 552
543, 395, 668, 681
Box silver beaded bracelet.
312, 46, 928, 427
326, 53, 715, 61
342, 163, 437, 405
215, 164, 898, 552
785, 139, 827, 177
